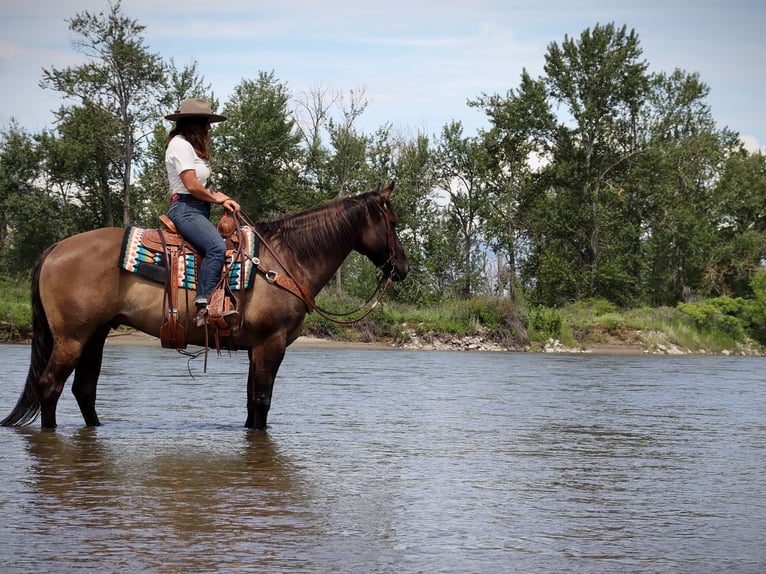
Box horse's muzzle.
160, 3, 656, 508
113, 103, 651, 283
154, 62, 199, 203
388, 259, 409, 282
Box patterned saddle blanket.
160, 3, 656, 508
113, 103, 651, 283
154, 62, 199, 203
118, 225, 258, 291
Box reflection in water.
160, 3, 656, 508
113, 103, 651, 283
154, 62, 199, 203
0, 345, 765, 572
13, 427, 317, 572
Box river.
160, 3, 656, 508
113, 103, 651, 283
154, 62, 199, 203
0, 343, 764, 573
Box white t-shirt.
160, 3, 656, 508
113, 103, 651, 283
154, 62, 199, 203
165, 135, 211, 195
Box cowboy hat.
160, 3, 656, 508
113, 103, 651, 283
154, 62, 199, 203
164, 98, 227, 122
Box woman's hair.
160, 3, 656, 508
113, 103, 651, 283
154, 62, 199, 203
165, 117, 211, 160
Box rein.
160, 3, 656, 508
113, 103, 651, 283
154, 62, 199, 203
235, 200, 397, 325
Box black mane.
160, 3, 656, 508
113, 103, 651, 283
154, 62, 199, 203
256, 191, 381, 261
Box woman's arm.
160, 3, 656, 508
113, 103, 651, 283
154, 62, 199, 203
179, 170, 240, 213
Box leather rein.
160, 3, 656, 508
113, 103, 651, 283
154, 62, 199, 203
234, 200, 397, 325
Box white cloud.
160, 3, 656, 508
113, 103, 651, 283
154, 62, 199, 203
740, 135, 765, 154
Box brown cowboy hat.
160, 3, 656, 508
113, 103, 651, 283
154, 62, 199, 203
165, 98, 227, 122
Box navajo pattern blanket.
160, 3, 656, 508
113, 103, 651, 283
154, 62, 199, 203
118, 226, 257, 291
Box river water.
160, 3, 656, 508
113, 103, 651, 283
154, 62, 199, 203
0, 343, 764, 573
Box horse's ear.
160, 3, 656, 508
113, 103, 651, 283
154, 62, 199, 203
381, 181, 395, 199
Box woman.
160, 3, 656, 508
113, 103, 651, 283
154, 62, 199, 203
165, 97, 240, 327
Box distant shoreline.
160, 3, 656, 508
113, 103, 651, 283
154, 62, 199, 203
104, 329, 396, 351
103, 328, 646, 355
4, 328, 758, 356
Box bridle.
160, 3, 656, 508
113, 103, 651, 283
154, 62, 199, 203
234, 196, 398, 325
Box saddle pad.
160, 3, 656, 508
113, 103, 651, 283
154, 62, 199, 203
118, 226, 257, 291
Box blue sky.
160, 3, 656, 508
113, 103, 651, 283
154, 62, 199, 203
1, 0, 764, 151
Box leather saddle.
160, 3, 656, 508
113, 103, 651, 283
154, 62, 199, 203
143, 215, 187, 251
156, 214, 241, 349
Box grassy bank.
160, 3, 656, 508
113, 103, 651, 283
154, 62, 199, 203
0, 276, 32, 343
304, 292, 765, 355
2, 274, 764, 355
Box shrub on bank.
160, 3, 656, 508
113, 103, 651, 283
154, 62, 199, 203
0, 276, 32, 342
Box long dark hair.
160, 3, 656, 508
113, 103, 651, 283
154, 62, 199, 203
165, 117, 211, 160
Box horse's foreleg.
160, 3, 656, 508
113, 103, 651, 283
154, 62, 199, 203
245, 342, 286, 430
71, 327, 110, 427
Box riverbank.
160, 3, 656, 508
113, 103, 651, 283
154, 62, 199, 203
3, 324, 762, 356
104, 329, 395, 351
101, 327, 762, 356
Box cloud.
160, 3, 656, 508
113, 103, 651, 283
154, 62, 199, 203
740, 135, 765, 154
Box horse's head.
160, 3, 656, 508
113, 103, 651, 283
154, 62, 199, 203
358, 183, 409, 282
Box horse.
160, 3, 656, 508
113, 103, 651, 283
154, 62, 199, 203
1, 184, 408, 430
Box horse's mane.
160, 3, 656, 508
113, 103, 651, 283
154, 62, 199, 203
256, 191, 380, 260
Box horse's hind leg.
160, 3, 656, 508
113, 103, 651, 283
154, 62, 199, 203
71, 326, 110, 427
37, 338, 84, 429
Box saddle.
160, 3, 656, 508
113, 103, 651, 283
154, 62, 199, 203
157, 214, 243, 349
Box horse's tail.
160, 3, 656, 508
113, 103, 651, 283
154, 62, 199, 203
1, 246, 56, 427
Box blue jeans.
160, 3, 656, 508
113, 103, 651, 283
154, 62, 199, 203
167, 197, 226, 304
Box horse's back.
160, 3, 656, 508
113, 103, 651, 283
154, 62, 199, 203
38, 227, 136, 337
42, 227, 125, 283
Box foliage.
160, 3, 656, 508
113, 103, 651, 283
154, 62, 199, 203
0, 10, 764, 319
215, 72, 309, 219
678, 298, 749, 340
677, 270, 766, 344
526, 306, 562, 339
40, 0, 169, 226
0, 275, 31, 341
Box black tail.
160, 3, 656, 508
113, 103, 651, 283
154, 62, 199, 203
1, 246, 56, 427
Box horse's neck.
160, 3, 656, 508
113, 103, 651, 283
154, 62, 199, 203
263, 230, 354, 296
297, 244, 352, 295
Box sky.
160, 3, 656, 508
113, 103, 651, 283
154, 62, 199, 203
1, 0, 764, 151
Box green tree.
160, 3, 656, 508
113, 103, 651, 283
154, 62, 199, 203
705, 148, 766, 297
325, 88, 371, 199
215, 72, 306, 219
639, 69, 739, 304
40, 0, 169, 226
432, 121, 491, 298
41, 103, 124, 228
293, 85, 338, 195
389, 131, 442, 304
535, 23, 649, 304
471, 69, 556, 304
0, 124, 73, 273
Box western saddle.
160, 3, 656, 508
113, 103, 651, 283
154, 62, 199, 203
155, 214, 240, 349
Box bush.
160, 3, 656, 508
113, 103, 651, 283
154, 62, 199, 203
0, 275, 32, 341
528, 306, 562, 339
677, 297, 748, 341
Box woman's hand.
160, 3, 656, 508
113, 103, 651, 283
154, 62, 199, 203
208, 188, 239, 213
222, 197, 240, 213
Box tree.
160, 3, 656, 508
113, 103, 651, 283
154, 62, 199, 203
432, 121, 491, 298
389, 131, 442, 304
326, 88, 371, 198
536, 23, 650, 304
292, 84, 339, 194
638, 69, 740, 304
40, 0, 169, 226
470, 69, 556, 304
705, 148, 766, 297
41, 103, 124, 228
215, 72, 306, 219
0, 123, 73, 273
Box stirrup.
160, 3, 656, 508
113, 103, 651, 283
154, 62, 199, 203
221, 309, 241, 332
195, 305, 208, 327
